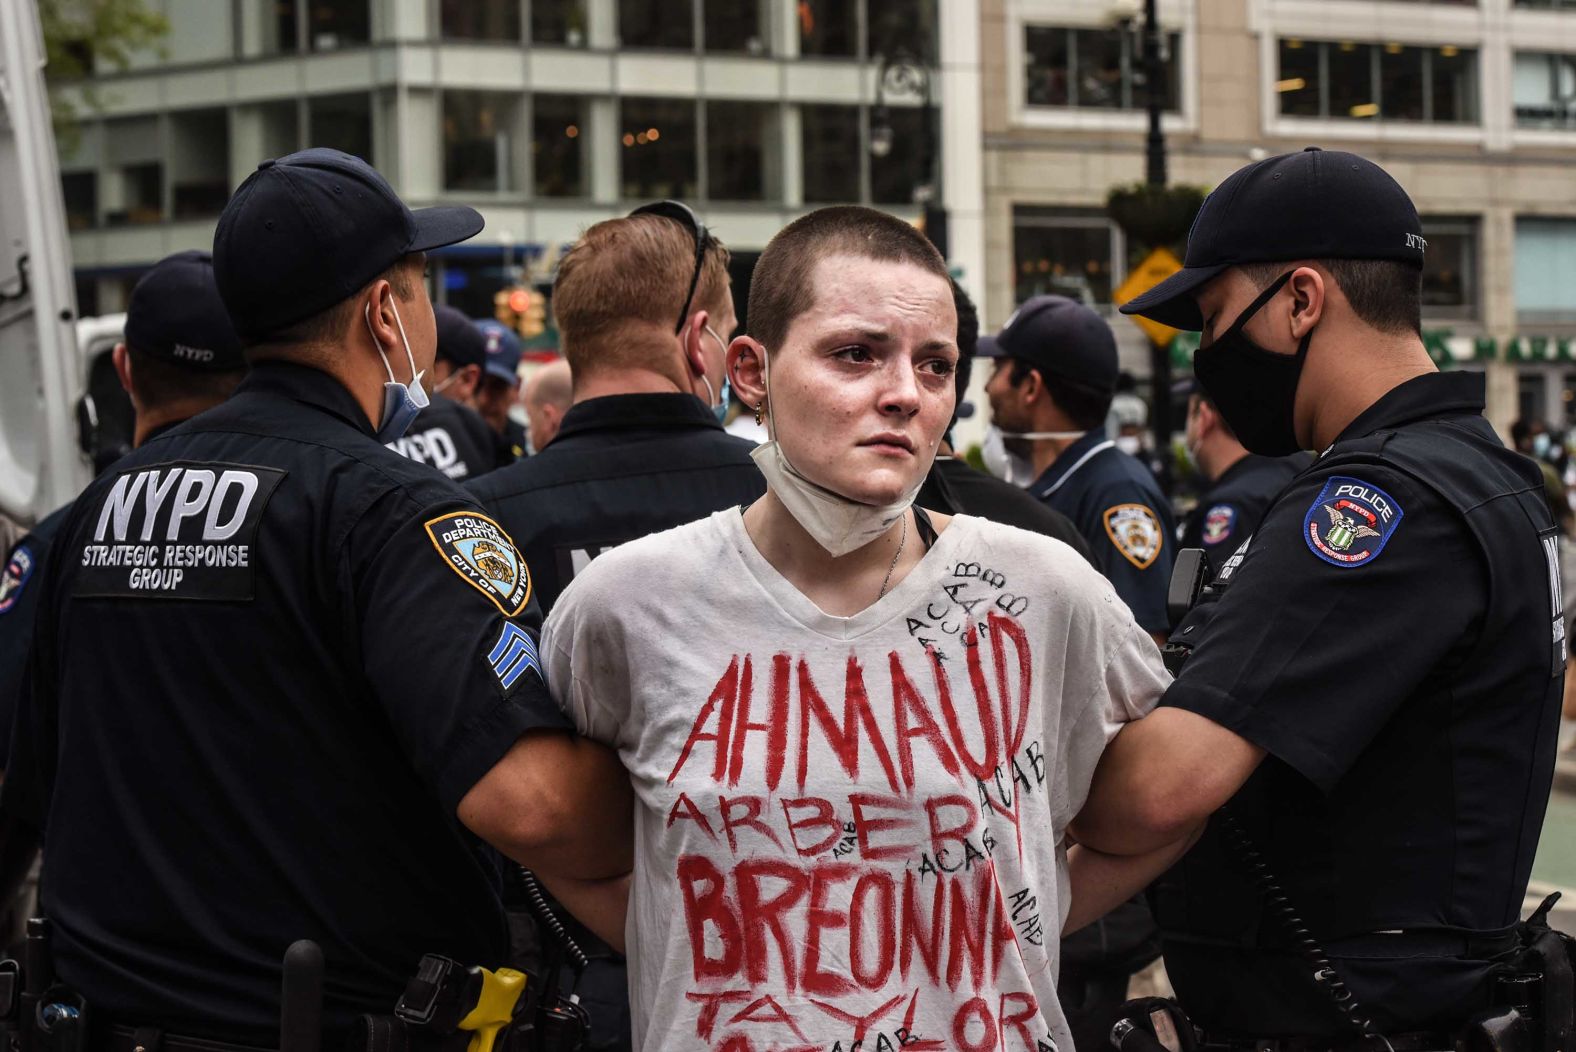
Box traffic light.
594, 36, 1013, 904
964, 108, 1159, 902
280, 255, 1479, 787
494, 285, 548, 339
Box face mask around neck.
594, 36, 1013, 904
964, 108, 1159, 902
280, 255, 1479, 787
366, 298, 430, 443
747, 345, 924, 557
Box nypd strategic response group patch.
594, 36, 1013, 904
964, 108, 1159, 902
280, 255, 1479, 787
1303, 475, 1403, 568
0, 543, 35, 615
1202, 504, 1237, 546
425, 511, 531, 616
1104, 503, 1164, 570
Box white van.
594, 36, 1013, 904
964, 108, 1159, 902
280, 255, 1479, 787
0, 1, 94, 543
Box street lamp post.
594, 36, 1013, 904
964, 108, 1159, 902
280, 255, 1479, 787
1139, 0, 1173, 488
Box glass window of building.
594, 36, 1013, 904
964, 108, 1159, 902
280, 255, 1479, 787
166, 0, 234, 63
869, 106, 930, 204
620, 0, 694, 49
1516, 218, 1576, 323
534, 0, 588, 45
309, 93, 373, 164
620, 97, 698, 200
105, 116, 164, 226
870, 0, 937, 63
255, 100, 302, 160
1024, 26, 1182, 111
444, 91, 524, 193
533, 94, 586, 198
801, 104, 862, 203
707, 101, 778, 202
1012, 207, 1122, 306
1420, 217, 1478, 319
169, 108, 231, 219
1276, 40, 1479, 122
706, 1, 767, 53
1514, 52, 1576, 129
306, 1, 369, 51
62, 172, 97, 232
441, 0, 521, 41
799, 0, 858, 57
251, 0, 300, 55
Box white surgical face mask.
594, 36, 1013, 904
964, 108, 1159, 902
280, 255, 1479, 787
748, 346, 925, 557
700, 324, 731, 423
981, 424, 1085, 487
1115, 435, 1143, 457
365, 299, 430, 443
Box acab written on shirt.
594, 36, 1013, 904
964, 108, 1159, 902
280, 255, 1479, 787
662, 609, 1060, 1052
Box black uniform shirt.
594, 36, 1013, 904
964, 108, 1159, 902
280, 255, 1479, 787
1030, 427, 1176, 633
10, 361, 567, 1043
469, 393, 765, 615
1178, 452, 1313, 555
385, 393, 500, 482
917, 456, 1094, 563
0, 506, 69, 763
1156, 372, 1563, 1036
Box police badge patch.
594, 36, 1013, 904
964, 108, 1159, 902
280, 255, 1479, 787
0, 544, 35, 615
1201, 504, 1236, 545
424, 511, 532, 616
1103, 503, 1163, 569
1303, 475, 1403, 568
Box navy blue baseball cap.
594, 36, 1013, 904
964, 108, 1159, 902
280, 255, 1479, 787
213, 148, 484, 341
434, 306, 487, 370
979, 294, 1119, 392
475, 319, 523, 385
1121, 147, 1424, 331
123, 250, 244, 371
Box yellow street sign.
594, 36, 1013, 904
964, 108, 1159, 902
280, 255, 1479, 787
1113, 246, 1184, 348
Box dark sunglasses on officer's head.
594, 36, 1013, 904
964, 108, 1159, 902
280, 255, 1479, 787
629, 200, 711, 335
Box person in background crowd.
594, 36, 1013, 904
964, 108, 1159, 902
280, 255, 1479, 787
384, 305, 500, 480
475, 318, 529, 462
1178, 379, 1312, 556
521, 358, 572, 453
915, 279, 1092, 561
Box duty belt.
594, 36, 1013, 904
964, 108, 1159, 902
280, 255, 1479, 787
92, 1025, 273, 1052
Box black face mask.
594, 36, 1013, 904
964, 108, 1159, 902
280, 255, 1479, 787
1193, 270, 1312, 457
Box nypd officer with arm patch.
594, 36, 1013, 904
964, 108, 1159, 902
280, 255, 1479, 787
4, 149, 629, 1048
1071, 148, 1565, 1046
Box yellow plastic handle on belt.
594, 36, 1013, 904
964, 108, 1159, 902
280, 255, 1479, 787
456, 966, 527, 1052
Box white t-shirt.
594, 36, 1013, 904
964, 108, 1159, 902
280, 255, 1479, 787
543, 509, 1170, 1052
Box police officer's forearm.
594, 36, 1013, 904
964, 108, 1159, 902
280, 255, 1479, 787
535, 871, 631, 955
459, 730, 634, 880
1069, 706, 1264, 856
1063, 823, 1202, 936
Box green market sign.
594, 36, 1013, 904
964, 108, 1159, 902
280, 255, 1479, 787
1167, 329, 1576, 369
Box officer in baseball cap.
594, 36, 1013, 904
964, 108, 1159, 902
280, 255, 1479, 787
1073, 148, 1567, 1047
0, 249, 245, 775
980, 293, 1175, 640
384, 305, 500, 480
474, 319, 528, 462
7, 149, 624, 1045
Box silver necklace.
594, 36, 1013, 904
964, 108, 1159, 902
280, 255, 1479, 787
877, 512, 909, 600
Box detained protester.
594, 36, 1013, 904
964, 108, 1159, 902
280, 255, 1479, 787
1177, 379, 1312, 554
384, 304, 500, 480
1072, 148, 1568, 1046
981, 298, 1175, 641
915, 279, 1092, 561
471, 202, 764, 617
537, 206, 1194, 1052
2, 149, 624, 1046
0, 250, 246, 769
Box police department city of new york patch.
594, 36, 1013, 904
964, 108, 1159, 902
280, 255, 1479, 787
424, 511, 532, 616
1104, 503, 1164, 570
1303, 475, 1404, 569
1202, 504, 1237, 546
0, 543, 35, 615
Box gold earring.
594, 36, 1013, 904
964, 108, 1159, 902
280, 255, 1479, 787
754, 401, 764, 426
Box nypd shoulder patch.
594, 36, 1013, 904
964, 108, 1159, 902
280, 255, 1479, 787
1103, 503, 1163, 570
425, 511, 532, 616
0, 543, 36, 616
1201, 504, 1237, 546
1302, 475, 1403, 569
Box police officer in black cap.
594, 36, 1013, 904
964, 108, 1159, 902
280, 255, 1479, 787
470, 202, 764, 617
385, 304, 499, 480
1074, 148, 1565, 1045
981, 294, 1175, 641
1177, 377, 1312, 554
4, 149, 628, 1045
0, 250, 246, 768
